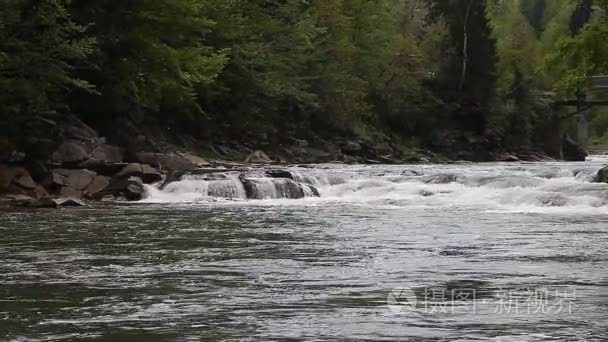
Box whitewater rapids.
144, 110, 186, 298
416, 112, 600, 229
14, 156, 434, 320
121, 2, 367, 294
142, 155, 608, 214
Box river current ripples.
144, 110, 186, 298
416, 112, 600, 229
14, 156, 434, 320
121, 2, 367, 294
1, 157, 608, 341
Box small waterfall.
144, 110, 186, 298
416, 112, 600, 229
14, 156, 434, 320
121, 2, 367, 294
146, 169, 324, 201
162, 174, 247, 199
241, 177, 313, 199
242, 178, 279, 199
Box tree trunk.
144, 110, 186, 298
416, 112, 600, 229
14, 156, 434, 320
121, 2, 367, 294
459, 0, 473, 91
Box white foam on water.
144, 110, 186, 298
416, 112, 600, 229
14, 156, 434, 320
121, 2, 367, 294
247, 178, 278, 199
140, 174, 247, 203
142, 156, 608, 214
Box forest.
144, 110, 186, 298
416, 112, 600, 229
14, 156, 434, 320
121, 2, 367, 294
1, 0, 608, 163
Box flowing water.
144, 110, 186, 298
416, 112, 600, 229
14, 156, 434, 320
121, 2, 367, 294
2, 157, 608, 341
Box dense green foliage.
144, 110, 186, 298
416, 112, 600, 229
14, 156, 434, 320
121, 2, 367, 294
2, 0, 608, 157
545, 0, 608, 145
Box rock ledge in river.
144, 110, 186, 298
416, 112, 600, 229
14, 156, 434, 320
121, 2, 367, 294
595, 165, 608, 183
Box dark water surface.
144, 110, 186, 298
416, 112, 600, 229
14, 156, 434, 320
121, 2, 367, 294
1, 160, 608, 341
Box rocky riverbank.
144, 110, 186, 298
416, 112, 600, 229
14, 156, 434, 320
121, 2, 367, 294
0, 116, 599, 208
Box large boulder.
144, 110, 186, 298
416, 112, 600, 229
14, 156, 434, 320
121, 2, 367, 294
52, 140, 89, 164
562, 136, 587, 162
595, 165, 608, 183
89, 144, 123, 164
141, 164, 163, 183
0, 165, 45, 198
13, 171, 36, 189
114, 163, 163, 184
55, 169, 97, 190
115, 163, 144, 178
60, 186, 83, 198
99, 176, 145, 201
48, 116, 124, 170
180, 153, 210, 168
84, 176, 111, 198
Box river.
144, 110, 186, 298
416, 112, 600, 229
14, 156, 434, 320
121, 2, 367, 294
1, 157, 608, 341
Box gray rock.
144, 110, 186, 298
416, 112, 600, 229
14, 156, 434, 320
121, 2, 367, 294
52, 141, 89, 164
14, 172, 36, 189
124, 176, 146, 201
245, 151, 272, 164
423, 174, 461, 184
60, 187, 83, 199
115, 163, 144, 178
90, 144, 123, 163
0, 166, 43, 198
266, 170, 294, 180
136, 152, 208, 172
141, 164, 163, 184
179, 153, 210, 168
101, 176, 145, 201
401, 170, 422, 176
114, 163, 162, 184
420, 190, 435, 197
84, 176, 111, 198
56, 169, 97, 190
595, 165, 608, 183
77, 159, 129, 176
